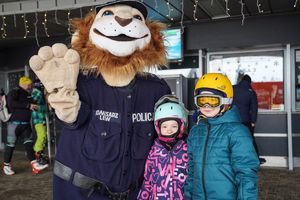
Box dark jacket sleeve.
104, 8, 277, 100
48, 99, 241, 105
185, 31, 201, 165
7, 89, 30, 110
250, 90, 258, 123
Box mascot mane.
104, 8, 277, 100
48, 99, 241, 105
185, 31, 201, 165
71, 12, 167, 77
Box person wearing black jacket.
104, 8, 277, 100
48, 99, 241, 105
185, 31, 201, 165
3, 76, 48, 175
233, 74, 266, 164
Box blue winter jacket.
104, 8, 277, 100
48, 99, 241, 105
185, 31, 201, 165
184, 106, 259, 200
232, 80, 258, 124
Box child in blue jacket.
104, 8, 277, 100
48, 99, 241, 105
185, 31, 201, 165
184, 73, 260, 200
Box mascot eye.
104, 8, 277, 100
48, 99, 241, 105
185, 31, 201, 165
102, 10, 114, 16
133, 15, 143, 21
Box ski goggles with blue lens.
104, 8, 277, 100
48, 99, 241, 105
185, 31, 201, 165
194, 94, 232, 108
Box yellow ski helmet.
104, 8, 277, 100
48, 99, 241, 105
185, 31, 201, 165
19, 76, 32, 85
194, 73, 233, 113
195, 73, 233, 98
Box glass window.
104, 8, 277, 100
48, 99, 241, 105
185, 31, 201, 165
208, 50, 284, 111
8, 71, 25, 91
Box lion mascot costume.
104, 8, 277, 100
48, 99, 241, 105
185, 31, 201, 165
29, 0, 171, 199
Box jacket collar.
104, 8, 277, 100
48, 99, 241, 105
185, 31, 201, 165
199, 106, 241, 125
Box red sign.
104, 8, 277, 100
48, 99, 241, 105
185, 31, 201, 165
252, 82, 284, 110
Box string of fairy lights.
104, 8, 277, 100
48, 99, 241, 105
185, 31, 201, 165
42, 11, 50, 37
240, 0, 245, 25
193, 0, 199, 21
34, 12, 39, 46
1, 16, 7, 39
295, 0, 299, 8
67, 9, 72, 35
257, 0, 264, 13
21, 13, 29, 39
180, 0, 184, 34
166, 0, 174, 21
0, 0, 299, 44
225, 0, 230, 16
54, 9, 61, 25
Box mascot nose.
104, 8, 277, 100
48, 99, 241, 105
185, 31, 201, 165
115, 16, 133, 27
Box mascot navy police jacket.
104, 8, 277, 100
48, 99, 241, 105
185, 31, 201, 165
29, 0, 171, 199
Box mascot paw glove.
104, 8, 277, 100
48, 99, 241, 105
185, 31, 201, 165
47, 88, 81, 123
29, 43, 80, 93
30, 43, 81, 123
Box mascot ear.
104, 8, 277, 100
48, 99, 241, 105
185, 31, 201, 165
71, 12, 96, 41
71, 31, 79, 45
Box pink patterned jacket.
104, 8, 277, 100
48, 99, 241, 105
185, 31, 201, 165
137, 138, 188, 200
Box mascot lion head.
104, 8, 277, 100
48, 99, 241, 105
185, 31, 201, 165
71, 0, 167, 87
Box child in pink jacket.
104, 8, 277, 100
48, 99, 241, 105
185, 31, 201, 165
137, 95, 188, 200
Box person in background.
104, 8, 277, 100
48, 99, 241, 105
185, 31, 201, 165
184, 73, 259, 200
0, 88, 10, 122
137, 95, 188, 200
233, 74, 266, 164
3, 76, 48, 175
32, 79, 49, 167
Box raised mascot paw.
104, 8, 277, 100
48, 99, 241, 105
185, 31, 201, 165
29, 43, 80, 93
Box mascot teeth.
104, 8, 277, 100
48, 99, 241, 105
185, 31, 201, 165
93, 28, 149, 41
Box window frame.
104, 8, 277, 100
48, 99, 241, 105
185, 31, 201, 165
292, 47, 300, 112
206, 47, 287, 114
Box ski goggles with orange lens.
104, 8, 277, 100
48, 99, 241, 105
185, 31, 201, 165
194, 94, 232, 108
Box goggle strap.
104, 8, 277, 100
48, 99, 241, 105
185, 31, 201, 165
220, 98, 232, 105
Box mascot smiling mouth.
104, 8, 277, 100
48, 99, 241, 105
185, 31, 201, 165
93, 28, 149, 41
